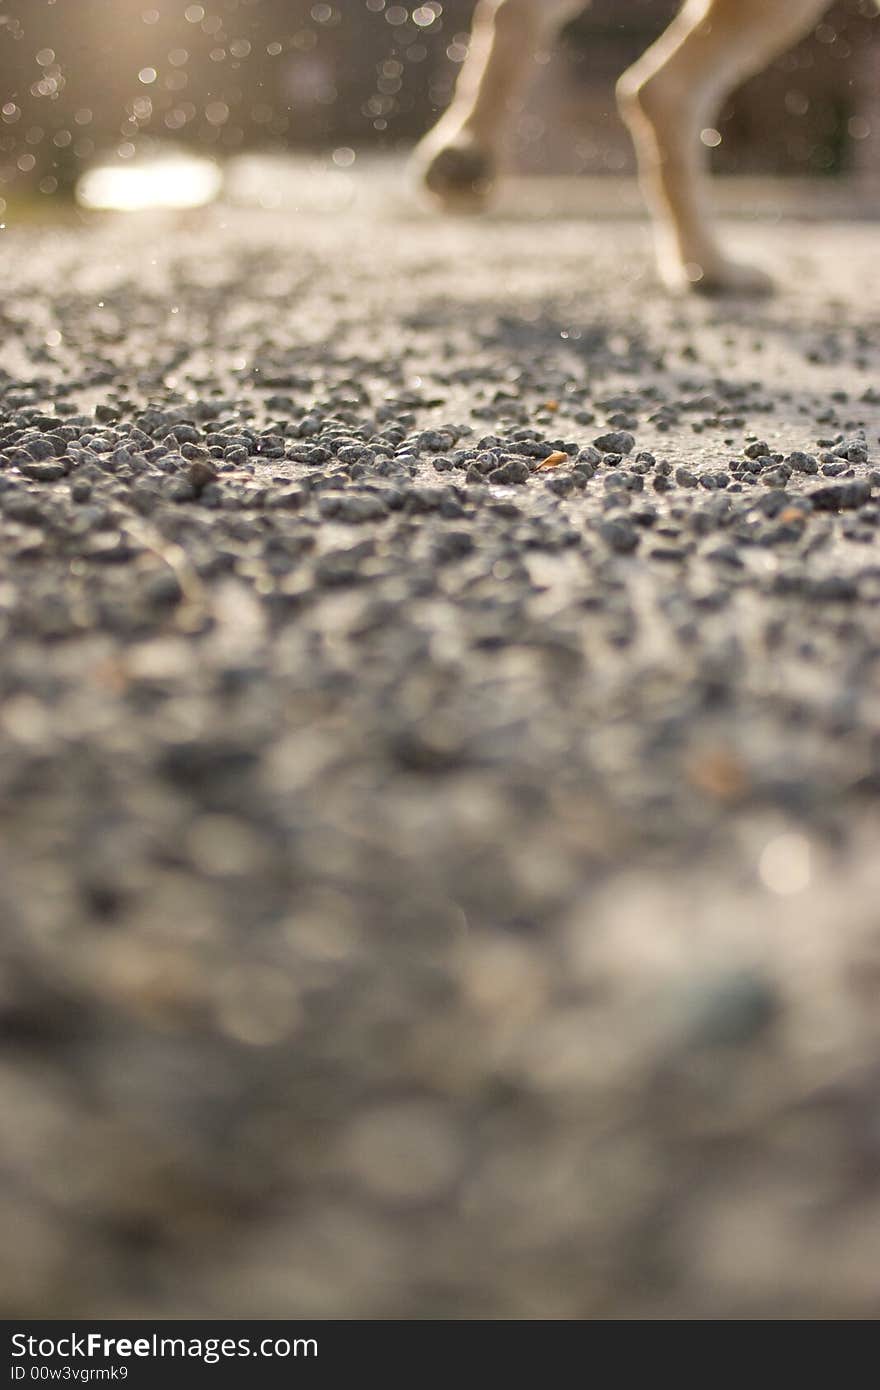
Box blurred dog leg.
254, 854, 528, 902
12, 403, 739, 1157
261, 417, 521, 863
617, 0, 831, 294
413, 0, 584, 209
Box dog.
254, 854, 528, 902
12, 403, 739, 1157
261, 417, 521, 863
413, 0, 842, 294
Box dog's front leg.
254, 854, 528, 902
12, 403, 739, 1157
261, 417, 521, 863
617, 0, 831, 294
413, 0, 584, 209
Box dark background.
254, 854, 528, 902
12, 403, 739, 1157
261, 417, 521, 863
0, 0, 878, 199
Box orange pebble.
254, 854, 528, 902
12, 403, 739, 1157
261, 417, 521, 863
536, 451, 569, 471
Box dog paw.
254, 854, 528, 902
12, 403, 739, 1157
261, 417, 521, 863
414, 133, 496, 210
672, 256, 775, 298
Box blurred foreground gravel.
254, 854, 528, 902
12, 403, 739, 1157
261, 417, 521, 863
1, 185, 880, 1318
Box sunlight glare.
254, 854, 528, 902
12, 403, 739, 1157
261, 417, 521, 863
77, 154, 222, 211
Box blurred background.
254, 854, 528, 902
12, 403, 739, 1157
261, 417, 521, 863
0, 0, 878, 208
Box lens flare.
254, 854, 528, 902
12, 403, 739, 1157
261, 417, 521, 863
76, 154, 222, 211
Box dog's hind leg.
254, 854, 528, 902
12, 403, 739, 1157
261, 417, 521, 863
414, 0, 584, 209
618, 0, 831, 294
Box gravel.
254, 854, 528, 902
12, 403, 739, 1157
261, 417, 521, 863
0, 199, 879, 1320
